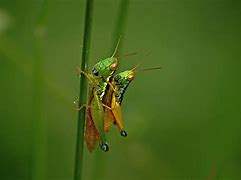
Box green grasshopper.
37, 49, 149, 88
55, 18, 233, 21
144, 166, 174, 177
77, 38, 136, 152
77, 67, 118, 151
103, 63, 162, 136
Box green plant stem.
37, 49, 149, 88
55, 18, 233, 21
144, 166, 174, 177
74, 0, 94, 180
32, 37, 46, 180
32, 1, 48, 180
111, 0, 130, 55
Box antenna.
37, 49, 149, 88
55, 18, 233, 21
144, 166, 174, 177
117, 51, 138, 59
131, 52, 153, 72
131, 61, 144, 72
140, 66, 163, 72
111, 36, 121, 58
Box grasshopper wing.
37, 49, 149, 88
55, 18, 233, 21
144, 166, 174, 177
84, 105, 99, 152
111, 95, 126, 136
90, 91, 109, 152
103, 87, 115, 133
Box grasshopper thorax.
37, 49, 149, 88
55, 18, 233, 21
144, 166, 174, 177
113, 70, 135, 103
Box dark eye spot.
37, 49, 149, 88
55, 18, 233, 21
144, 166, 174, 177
92, 68, 98, 76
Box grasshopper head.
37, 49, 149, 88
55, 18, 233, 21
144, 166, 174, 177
114, 70, 135, 85
91, 57, 118, 80
114, 64, 162, 84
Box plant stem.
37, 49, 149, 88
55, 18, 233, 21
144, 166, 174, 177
74, 0, 94, 180
32, 1, 48, 180
111, 0, 130, 55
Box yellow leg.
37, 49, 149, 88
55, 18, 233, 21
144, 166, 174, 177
102, 103, 113, 110
76, 104, 92, 111
75, 67, 96, 86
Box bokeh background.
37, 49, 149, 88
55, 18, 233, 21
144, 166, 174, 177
1, 0, 241, 179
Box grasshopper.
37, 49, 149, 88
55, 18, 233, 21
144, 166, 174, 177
103, 63, 162, 136
77, 38, 122, 152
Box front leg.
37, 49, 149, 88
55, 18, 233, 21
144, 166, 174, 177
76, 67, 97, 86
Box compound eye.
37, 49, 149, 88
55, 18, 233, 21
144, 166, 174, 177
110, 62, 118, 71
127, 74, 135, 81
92, 68, 98, 76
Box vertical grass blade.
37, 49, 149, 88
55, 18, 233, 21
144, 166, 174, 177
74, 0, 94, 180
111, 0, 130, 54
32, 0, 48, 180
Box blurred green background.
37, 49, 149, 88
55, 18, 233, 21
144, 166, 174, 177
1, 0, 241, 179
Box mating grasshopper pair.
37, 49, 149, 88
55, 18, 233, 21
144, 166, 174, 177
77, 39, 162, 152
